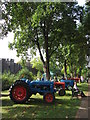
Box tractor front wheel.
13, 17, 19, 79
9, 80, 31, 104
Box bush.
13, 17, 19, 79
16, 67, 34, 81
2, 72, 16, 91
1, 68, 35, 91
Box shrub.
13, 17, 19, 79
16, 67, 34, 81
1, 68, 35, 91
2, 72, 15, 91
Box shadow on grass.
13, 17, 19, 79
2, 91, 75, 107
1, 92, 72, 106
2, 96, 80, 107
2, 98, 14, 106
2, 97, 80, 119
1, 93, 81, 119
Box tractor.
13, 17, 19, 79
9, 78, 65, 104
60, 77, 81, 90
60, 79, 74, 90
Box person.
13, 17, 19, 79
73, 82, 79, 92
21, 74, 26, 79
87, 77, 88, 83
54, 76, 58, 82
73, 82, 86, 97
50, 77, 54, 81
40, 77, 41, 81
50, 77, 52, 81
80, 76, 84, 83
21, 74, 24, 78
62, 74, 65, 79
41, 76, 44, 81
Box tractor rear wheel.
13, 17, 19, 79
9, 80, 31, 104
58, 88, 65, 96
43, 92, 55, 103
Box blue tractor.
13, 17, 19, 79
60, 79, 74, 90
9, 78, 65, 104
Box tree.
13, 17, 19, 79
82, 2, 90, 59
50, 22, 89, 78
2, 2, 84, 80
82, 1, 90, 37
30, 57, 43, 72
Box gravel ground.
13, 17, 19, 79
75, 79, 90, 119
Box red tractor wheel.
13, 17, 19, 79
9, 80, 31, 103
43, 92, 54, 103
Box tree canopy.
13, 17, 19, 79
30, 57, 43, 72
1, 2, 89, 79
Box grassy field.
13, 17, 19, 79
0, 82, 88, 119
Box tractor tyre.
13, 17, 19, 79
43, 92, 55, 103
9, 80, 31, 104
58, 88, 65, 96
14, 80, 32, 98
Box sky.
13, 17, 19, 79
0, 0, 86, 63
0, 32, 21, 62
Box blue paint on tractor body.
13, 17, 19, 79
21, 78, 55, 94
60, 79, 74, 88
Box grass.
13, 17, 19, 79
0, 82, 88, 119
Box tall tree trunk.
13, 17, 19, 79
46, 61, 50, 80
72, 64, 75, 77
75, 68, 77, 78
64, 59, 67, 79
45, 36, 50, 80
70, 63, 73, 78
46, 54, 50, 80
79, 66, 82, 77
43, 20, 50, 80
43, 61, 50, 80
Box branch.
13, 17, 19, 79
49, 45, 59, 58
36, 29, 45, 65
40, 21, 46, 39
49, 40, 54, 51
28, 34, 36, 43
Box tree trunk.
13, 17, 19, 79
43, 61, 50, 80
75, 68, 77, 78
34, 20, 50, 80
70, 63, 73, 78
64, 59, 67, 79
45, 39, 50, 80
79, 67, 82, 77
44, 20, 50, 80
46, 57, 50, 80
72, 64, 75, 77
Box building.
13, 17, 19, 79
0, 58, 38, 75
0, 58, 22, 74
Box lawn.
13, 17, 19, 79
0, 82, 88, 119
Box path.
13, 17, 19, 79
75, 79, 90, 119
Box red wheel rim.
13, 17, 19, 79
45, 93, 53, 103
12, 85, 27, 101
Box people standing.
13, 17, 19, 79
80, 76, 84, 82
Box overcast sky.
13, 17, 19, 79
0, 0, 86, 63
